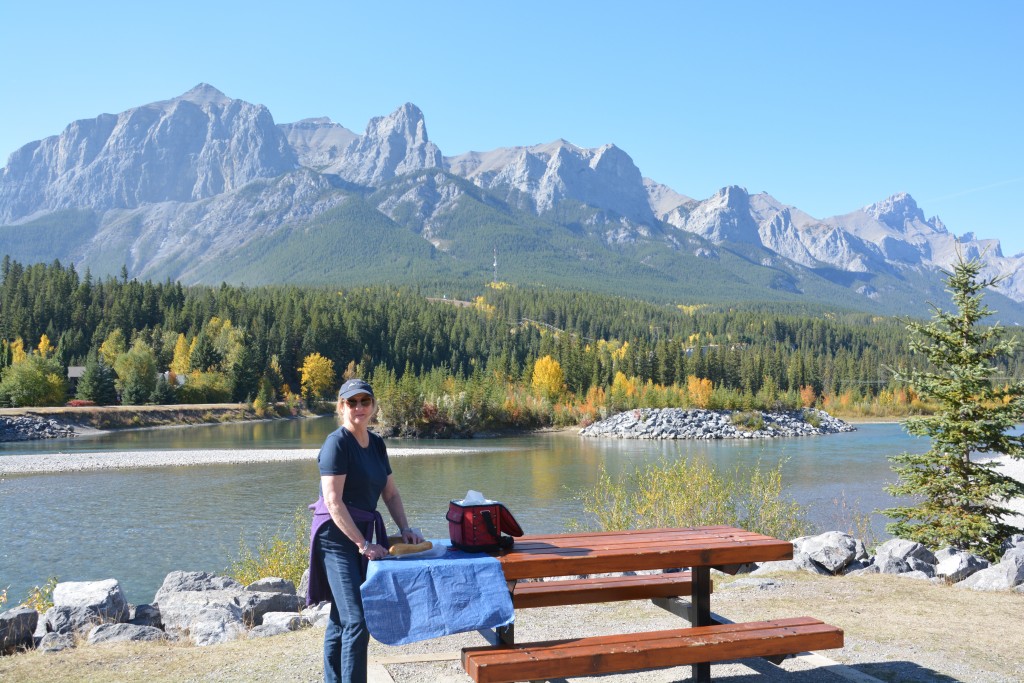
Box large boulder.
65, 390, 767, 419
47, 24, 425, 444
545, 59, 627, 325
1001, 534, 1024, 554
155, 586, 301, 645
874, 555, 911, 575
302, 602, 331, 628
934, 549, 989, 583
152, 570, 273, 646
155, 590, 245, 645
248, 611, 305, 638
1001, 546, 1024, 564
87, 623, 167, 644
874, 539, 938, 566
957, 550, 1024, 591
129, 603, 162, 628
794, 532, 859, 574
245, 591, 303, 624
153, 571, 243, 603
158, 593, 245, 646
37, 632, 75, 653
44, 606, 93, 635
0, 607, 39, 653
46, 579, 128, 634
260, 611, 304, 631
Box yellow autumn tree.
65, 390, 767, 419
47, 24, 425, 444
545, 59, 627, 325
531, 355, 564, 400
686, 375, 713, 409
10, 337, 27, 364
300, 353, 335, 401
609, 371, 638, 410
170, 334, 191, 375
37, 334, 54, 359
99, 329, 127, 367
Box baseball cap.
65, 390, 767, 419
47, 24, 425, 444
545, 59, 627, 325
338, 378, 374, 400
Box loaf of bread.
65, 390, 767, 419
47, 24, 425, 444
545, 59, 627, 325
387, 538, 433, 556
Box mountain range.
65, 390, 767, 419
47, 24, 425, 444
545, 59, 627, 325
2, 83, 1022, 321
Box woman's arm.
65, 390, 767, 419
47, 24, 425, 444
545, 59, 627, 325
321, 474, 388, 559
381, 474, 424, 543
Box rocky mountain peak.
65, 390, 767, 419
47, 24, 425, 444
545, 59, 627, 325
674, 185, 762, 245
444, 139, 654, 224
176, 83, 232, 107
865, 192, 927, 231
0, 85, 296, 222
329, 103, 442, 186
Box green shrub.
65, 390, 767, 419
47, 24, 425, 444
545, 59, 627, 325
228, 507, 311, 587
730, 410, 764, 431
0, 355, 67, 406
573, 457, 812, 541
21, 576, 58, 612
177, 370, 232, 403
803, 409, 823, 428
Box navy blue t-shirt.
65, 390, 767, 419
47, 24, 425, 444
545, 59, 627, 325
317, 426, 392, 512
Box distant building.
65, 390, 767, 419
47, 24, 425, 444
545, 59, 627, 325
67, 365, 86, 393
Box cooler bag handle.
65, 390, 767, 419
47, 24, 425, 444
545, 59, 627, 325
498, 503, 524, 537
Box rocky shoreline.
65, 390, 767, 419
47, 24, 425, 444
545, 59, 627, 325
580, 408, 855, 439
0, 416, 77, 442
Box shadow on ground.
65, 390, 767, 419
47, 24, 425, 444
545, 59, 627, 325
852, 660, 965, 683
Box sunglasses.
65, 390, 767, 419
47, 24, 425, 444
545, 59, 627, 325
345, 397, 374, 408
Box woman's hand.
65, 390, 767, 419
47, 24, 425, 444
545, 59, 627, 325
401, 528, 425, 544
363, 543, 389, 560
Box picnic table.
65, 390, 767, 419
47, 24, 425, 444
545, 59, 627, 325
462, 526, 844, 683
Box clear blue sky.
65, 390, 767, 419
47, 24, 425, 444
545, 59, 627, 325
3, 1, 1022, 255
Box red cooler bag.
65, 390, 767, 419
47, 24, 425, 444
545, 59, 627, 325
446, 500, 524, 552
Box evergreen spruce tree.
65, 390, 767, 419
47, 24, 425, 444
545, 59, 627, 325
150, 375, 178, 405
189, 331, 221, 372
230, 340, 261, 402
76, 356, 118, 405
884, 255, 1024, 559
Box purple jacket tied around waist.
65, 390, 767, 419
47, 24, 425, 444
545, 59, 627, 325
307, 496, 389, 606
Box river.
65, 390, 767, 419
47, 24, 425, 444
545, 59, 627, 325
0, 417, 924, 604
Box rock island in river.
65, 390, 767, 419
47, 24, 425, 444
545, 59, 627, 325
580, 408, 854, 440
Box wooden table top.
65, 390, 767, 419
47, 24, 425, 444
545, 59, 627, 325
497, 526, 793, 580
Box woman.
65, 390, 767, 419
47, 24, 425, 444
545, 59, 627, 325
307, 378, 423, 683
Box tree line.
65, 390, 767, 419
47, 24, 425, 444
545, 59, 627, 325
2, 257, 1022, 425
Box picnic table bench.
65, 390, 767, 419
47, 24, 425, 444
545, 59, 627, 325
461, 526, 843, 683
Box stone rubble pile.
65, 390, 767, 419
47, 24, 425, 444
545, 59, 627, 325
2, 533, 1022, 656
750, 532, 1024, 592
0, 569, 324, 655
0, 416, 77, 442
579, 408, 855, 440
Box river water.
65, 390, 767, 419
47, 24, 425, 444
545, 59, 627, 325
0, 418, 924, 604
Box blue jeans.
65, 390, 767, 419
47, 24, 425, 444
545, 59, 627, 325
316, 523, 369, 683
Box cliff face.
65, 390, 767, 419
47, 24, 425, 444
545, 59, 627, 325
322, 103, 443, 186
0, 84, 296, 221
447, 140, 655, 225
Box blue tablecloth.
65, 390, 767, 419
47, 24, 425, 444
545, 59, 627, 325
360, 539, 514, 645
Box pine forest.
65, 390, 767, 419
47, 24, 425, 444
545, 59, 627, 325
2, 257, 1022, 435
